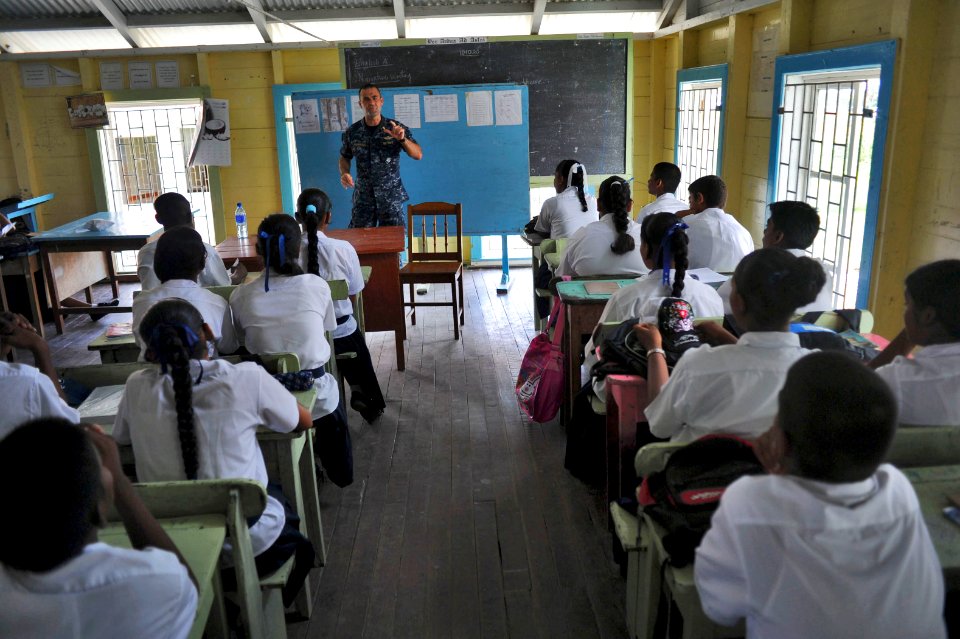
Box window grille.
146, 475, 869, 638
676, 78, 723, 195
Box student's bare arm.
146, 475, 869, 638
293, 403, 313, 431
2, 316, 67, 401
86, 426, 199, 590
634, 323, 669, 405
867, 328, 912, 369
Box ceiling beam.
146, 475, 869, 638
241, 0, 273, 43
655, 0, 683, 29
393, 0, 406, 38
531, 0, 548, 34
90, 0, 139, 48
655, 0, 776, 36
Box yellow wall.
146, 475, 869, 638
0, 89, 18, 199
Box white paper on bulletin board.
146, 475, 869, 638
99, 62, 123, 90
465, 90, 493, 127
494, 90, 522, 125
128, 62, 153, 89
189, 99, 232, 167
21, 64, 52, 88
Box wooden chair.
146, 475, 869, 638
399, 202, 465, 339
613, 441, 744, 639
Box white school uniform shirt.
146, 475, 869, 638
695, 465, 946, 639
0, 362, 78, 440
230, 272, 339, 418
137, 237, 230, 291
684, 208, 755, 272
0, 542, 197, 639
645, 331, 812, 443
299, 231, 364, 339
557, 215, 649, 277
113, 359, 299, 555
875, 342, 960, 426
533, 187, 599, 239
716, 248, 835, 315
583, 269, 725, 400
635, 192, 687, 221
131, 279, 239, 360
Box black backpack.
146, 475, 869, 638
637, 435, 764, 567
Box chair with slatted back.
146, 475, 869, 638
399, 202, 465, 339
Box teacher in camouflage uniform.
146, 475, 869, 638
338, 83, 423, 228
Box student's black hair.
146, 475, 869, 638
154, 226, 206, 283
905, 259, 960, 339
688, 175, 727, 209
651, 162, 682, 194
732, 248, 826, 329
768, 201, 820, 249
555, 159, 588, 212
256, 213, 304, 278
640, 212, 689, 297
778, 351, 897, 482
153, 192, 193, 228
358, 82, 381, 97
598, 175, 635, 255
140, 299, 207, 481
295, 188, 333, 277
0, 418, 102, 571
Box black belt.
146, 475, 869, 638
336, 314, 352, 326
305, 366, 325, 379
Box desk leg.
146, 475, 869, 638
39, 248, 65, 335
301, 430, 326, 566
105, 250, 120, 298
277, 442, 314, 619
395, 330, 405, 371
205, 565, 229, 639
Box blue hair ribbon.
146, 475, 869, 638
258, 230, 287, 292
149, 323, 201, 375
306, 204, 317, 215
661, 221, 689, 287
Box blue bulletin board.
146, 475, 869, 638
291, 83, 529, 235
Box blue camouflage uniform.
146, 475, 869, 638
340, 118, 416, 228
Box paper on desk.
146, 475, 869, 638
78, 384, 125, 430
685, 268, 729, 285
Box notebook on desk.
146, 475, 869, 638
583, 281, 623, 295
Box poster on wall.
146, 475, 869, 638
155, 61, 180, 88
99, 62, 123, 90
189, 98, 232, 167
128, 62, 153, 89
65, 93, 109, 129
21, 64, 52, 88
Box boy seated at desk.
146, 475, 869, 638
678, 175, 754, 273
695, 352, 946, 639
0, 419, 198, 638
132, 226, 238, 360
0, 311, 78, 439
869, 259, 960, 426
138, 192, 245, 290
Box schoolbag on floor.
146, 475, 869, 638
636, 435, 764, 567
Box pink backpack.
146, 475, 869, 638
516, 293, 566, 422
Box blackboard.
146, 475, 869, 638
343, 38, 628, 177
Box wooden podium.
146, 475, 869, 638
216, 225, 407, 370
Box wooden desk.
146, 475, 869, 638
605, 374, 649, 506
904, 464, 960, 588
217, 226, 407, 370
31, 211, 162, 334
0, 249, 46, 335
99, 515, 228, 639
555, 278, 637, 426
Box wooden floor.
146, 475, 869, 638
43, 268, 629, 639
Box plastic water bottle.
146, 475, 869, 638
234, 202, 247, 239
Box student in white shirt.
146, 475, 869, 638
138, 192, 243, 291
869, 259, 960, 426
717, 200, 833, 314
533, 159, 599, 239
696, 352, 946, 639
557, 176, 648, 278
114, 299, 315, 607
679, 175, 754, 272
0, 419, 198, 639
132, 226, 238, 360
583, 212, 724, 400
635, 248, 824, 442
297, 188, 386, 424
0, 311, 78, 439
635, 162, 687, 220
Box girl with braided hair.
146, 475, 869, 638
533, 159, 598, 239
296, 187, 386, 424
557, 175, 647, 277
112, 299, 315, 605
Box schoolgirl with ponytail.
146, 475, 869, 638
557, 175, 647, 277
113, 298, 315, 605
636, 247, 824, 443
296, 187, 386, 423
582, 212, 725, 401
532, 159, 598, 239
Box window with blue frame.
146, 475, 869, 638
766, 41, 895, 309
675, 65, 728, 195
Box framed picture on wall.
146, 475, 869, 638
65, 93, 108, 129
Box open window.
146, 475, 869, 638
675, 65, 727, 195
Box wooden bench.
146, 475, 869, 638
886, 425, 960, 468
